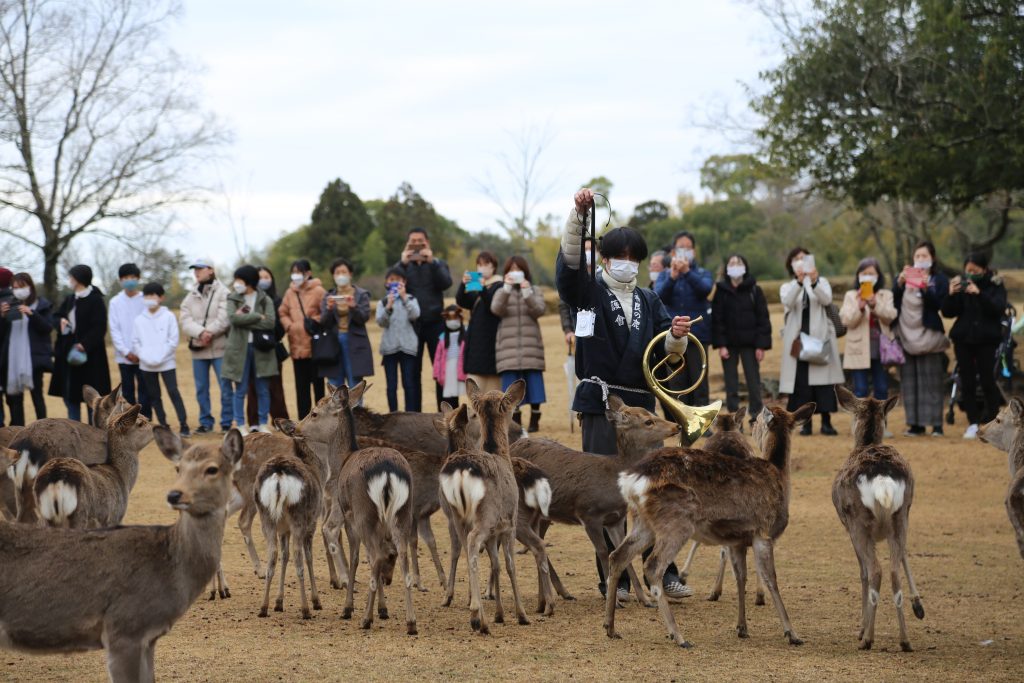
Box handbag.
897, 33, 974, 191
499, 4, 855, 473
879, 333, 906, 366
252, 329, 277, 352
826, 303, 847, 338
798, 332, 832, 365
66, 346, 88, 366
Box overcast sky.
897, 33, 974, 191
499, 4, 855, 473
168, 0, 781, 261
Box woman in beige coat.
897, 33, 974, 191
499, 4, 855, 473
780, 247, 845, 435
840, 258, 897, 401
491, 255, 546, 431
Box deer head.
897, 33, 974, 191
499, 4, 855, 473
467, 378, 524, 456
712, 406, 747, 434
836, 386, 899, 447
604, 394, 680, 453
106, 404, 153, 453
436, 402, 471, 453
160, 429, 245, 515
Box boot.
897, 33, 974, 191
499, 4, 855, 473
820, 414, 837, 436
528, 410, 541, 433
512, 410, 522, 426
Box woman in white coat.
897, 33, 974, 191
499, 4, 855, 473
839, 258, 897, 401
780, 247, 845, 435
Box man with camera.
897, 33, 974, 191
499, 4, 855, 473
393, 227, 452, 411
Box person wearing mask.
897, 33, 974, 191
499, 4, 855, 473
106, 263, 150, 416
647, 250, 667, 290
840, 258, 898, 402
393, 227, 452, 411
491, 255, 547, 432
179, 257, 231, 433
455, 250, 504, 393
654, 231, 713, 407
711, 254, 772, 422
432, 304, 467, 408
319, 258, 373, 390
49, 264, 111, 422
780, 248, 844, 435
247, 267, 289, 429
277, 259, 326, 419
557, 187, 694, 602
376, 266, 420, 411
222, 265, 277, 434
942, 252, 1008, 439
894, 241, 950, 437
132, 283, 190, 436
0, 273, 53, 424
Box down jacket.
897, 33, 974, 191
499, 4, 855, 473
278, 277, 326, 360
711, 276, 772, 350
491, 284, 546, 373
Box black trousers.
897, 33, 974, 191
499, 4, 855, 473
721, 346, 764, 416
117, 363, 152, 419
140, 369, 189, 431
3, 367, 48, 426
292, 357, 325, 419
954, 341, 1001, 424
413, 319, 445, 412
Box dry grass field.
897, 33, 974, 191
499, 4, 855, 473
7, 302, 1023, 682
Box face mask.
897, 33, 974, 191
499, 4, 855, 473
966, 272, 984, 282
726, 266, 746, 280
233, 281, 247, 294
584, 251, 593, 266
608, 258, 639, 283
121, 279, 139, 291
334, 274, 351, 287
12, 287, 30, 301
290, 273, 305, 286
478, 265, 494, 280
859, 274, 878, 285
445, 320, 461, 331
914, 259, 932, 271
257, 279, 272, 290
144, 297, 160, 310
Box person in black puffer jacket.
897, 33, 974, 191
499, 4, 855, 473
941, 252, 1007, 438
455, 250, 504, 393
711, 254, 772, 421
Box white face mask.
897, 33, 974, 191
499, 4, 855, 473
12, 287, 30, 301
290, 273, 305, 286
859, 273, 878, 285
727, 265, 746, 280
233, 281, 247, 294
478, 265, 494, 280
257, 279, 272, 291
445, 319, 461, 331
334, 274, 351, 287
584, 250, 593, 266
608, 258, 639, 283
144, 297, 160, 310
914, 259, 932, 271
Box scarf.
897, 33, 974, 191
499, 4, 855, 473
6, 304, 33, 393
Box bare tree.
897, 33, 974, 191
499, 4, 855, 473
0, 0, 228, 298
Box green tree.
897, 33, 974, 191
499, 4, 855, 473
359, 229, 387, 275
305, 178, 374, 273
374, 182, 466, 264
628, 200, 671, 229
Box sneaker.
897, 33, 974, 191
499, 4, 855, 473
194, 425, 212, 434
963, 424, 979, 440
616, 587, 631, 602
258, 424, 272, 434
903, 426, 925, 437
931, 427, 944, 437
179, 428, 192, 438
663, 579, 693, 599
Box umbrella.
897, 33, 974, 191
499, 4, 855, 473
564, 338, 577, 433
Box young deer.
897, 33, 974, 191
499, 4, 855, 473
437, 380, 533, 634
510, 394, 680, 606
32, 406, 153, 529
605, 402, 815, 648
833, 386, 925, 652
977, 399, 1024, 562
0, 429, 245, 683
251, 421, 327, 620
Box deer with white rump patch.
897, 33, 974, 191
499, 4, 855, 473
977, 399, 1024, 563
833, 385, 925, 651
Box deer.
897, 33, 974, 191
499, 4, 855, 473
0, 446, 17, 521
254, 422, 327, 620
833, 385, 925, 652
8, 385, 131, 522
32, 405, 153, 529
510, 394, 681, 607
0, 428, 245, 683
977, 400, 1024, 562
605, 402, 815, 648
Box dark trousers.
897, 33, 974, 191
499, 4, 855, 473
580, 411, 680, 592
413, 319, 445, 412
292, 357, 325, 419
3, 368, 48, 425
383, 352, 418, 412
721, 346, 764, 416
955, 341, 1001, 424
118, 363, 152, 418
140, 369, 188, 431
247, 363, 289, 428
676, 341, 710, 407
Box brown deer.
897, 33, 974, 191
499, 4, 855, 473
32, 406, 153, 529
977, 400, 1024, 562
0, 429, 245, 683
833, 386, 925, 652
510, 395, 680, 606
604, 402, 815, 648
436, 380, 533, 634
0, 445, 17, 521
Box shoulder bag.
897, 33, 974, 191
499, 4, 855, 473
300, 292, 341, 365
187, 291, 216, 351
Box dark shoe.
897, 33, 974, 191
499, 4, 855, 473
179, 428, 192, 438
903, 425, 925, 437
221, 425, 233, 433
800, 422, 813, 436
195, 425, 212, 434
931, 427, 944, 437
512, 410, 522, 426
528, 411, 541, 433
820, 424, 838, 436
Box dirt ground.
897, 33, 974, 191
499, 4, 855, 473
7, 303, 1023, 682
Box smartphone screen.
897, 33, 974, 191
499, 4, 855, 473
803, 254, 816, 272
859, 281, 874, 299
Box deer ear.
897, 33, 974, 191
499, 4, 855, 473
221, 429, 245, 466
734, 406, 746, 424
835, 385, 857, 412
882, 395, 900, 416
111, 404, 141, 431
503, 379, 526, 409
153, 426, 183, 463
275, 418, 298, 436
82, 385, 100, 406
433, 415, 448, 437
1010, 398, 1024, 422
792, 403, 816, 425
454, 403, 470, 429
348, 380, 368, 406
606, 394, 625, 412
760, 406, 774, 425
466, 378, 481, 403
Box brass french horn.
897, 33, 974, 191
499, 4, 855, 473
642, 315, 722, 446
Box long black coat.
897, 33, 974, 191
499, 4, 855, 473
456, 280, 502, 376
941, 272, 1008, 345
49, 289, 111, 403
711, 277, 773, 350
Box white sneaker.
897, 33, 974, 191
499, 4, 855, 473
258, 424, 272, 434
963, 424, 979, 440
248, 425, 259, 434
664, 579, 693, 599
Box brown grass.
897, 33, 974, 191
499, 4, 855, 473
7, 302, 1022, 681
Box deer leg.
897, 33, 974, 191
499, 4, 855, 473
218, 564, 231, 599
583, 520, 615, 594
105, 639, 146, 683
347, 521, 361, 588
486, 538, 504, 623
395, 519, 418, 635
729, 545, 749, 638
258, 522, 278, 617
419, 515, 447, 588
377, 568, 389, 620
603, 518, 654, 640
517, 518, 554, 615
142, 638, 157, 683
442, 514, 463, 608
275, 531, 290, 613
322, 501, 348, 589
305, 533, 321, 611
886, 533, 912, 652
752, 537, 803, 646
293, 534, 311, 619
755, 569, 766, 606
409, 516, 424, 591
605, 522, 654, 608
644, 525, 694, 648
361, 561, 379, 630
679, 540, 700, 581
465, 529, 488, 635
239, 501, 264, 579
342, 528, 358, 620
501, 529, 530, 626
708, 546, 727, 601
901, 555, 925, 620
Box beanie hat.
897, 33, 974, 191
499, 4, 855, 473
233, 265, 260, 289
0, 267, 11, 288
69, 264, 93, 287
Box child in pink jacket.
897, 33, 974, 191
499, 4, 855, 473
432, 305, 466, 407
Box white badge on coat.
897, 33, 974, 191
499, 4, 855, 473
575, 309, 596, 338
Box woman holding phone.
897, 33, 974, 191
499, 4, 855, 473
319, 257, 373, 391
455, 251, 504, 393
893, 241, 950, 437
839, 258, 897, 402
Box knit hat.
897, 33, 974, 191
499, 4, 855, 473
68, 264, 93, 287
0, 267, 11, 288
233, 264, 260, 289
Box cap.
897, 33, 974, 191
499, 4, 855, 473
189, 257, 214, 269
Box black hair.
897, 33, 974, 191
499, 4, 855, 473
599, 227, 648, 261
330, 257, 354, 276
502, 255, 532, 283
784, 246, 809, 278
476, 250, 499, 269
407, 227, 429, 240
256, 265, 278, 299
723, 253, 751, 280
68, 264, 93, 287
233, 264, 260, 289
290, 259, 312, 273
118, 263, 141, 279
854, 257, 885, 290
12, 272, 37, 305
965, 251, 990, 270
911, 240, 937, 275
441, 304, 465, 348
142, 282, 165, 297
672, 231, 696, 249
385, 266, 407, 281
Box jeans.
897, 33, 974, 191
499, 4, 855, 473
117, 363, 152, 419
721, 347, 764, 416
383, 352, 418, 412
248, 368, 289, 428
332, 332, 355, 388
192, 357, 232, 429
414, 319, 445, 412
852, 359, 889, 400
140, 369, 189, 431
230, 344, 270, 427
